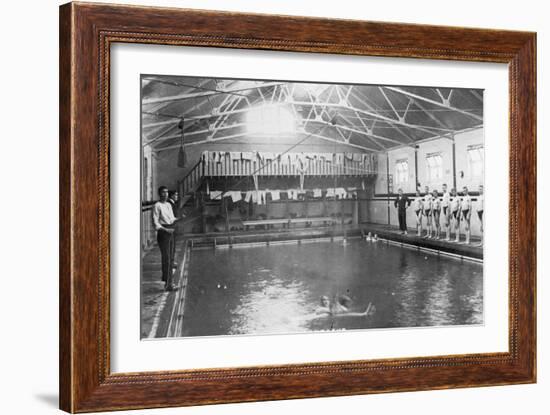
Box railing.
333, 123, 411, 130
177, 159, 204, 199
141, 204, 156, 251
177, 153, 377, 208
203, 155, 377, 177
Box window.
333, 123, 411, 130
426, 152, 443, 182
395, 159, 409, 185
467, 144, 484, 179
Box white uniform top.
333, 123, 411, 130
461, 194, 472, 211
450, 195, 460, 212
152, 201, 176, 230
441, 191, 451, 207
413, 197, 423, 211
432, 196, 441, 210
476, 194, 484, 212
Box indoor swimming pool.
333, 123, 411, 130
180, 239, 483, 337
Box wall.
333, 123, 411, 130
454, 128, 485, 191
368, 128, 484, 236
375, 127, 483, 196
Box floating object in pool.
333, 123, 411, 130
424, 256, 428, 260
216, 283, 221, 288
223, 285, 227, 290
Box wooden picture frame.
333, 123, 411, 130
59, 2, 536, 412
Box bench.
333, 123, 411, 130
242, 217, 336, 230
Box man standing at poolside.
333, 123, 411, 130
153, 186, 179, 291
460, 186, 472, 244
394, 188, 411, 235
475, 184, 484, 246
441, 183, 451, 241
422, 185, 432, 238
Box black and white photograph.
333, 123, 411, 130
140, 75, 485, 339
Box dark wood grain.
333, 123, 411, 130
59, 2, 536, 412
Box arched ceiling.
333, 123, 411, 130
142, 76, 483, 153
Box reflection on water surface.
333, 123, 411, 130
182, 240, 483, 337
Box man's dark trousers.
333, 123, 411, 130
157, 228, 173, 285
398, 209, 407, 232
394, 195, 409, 232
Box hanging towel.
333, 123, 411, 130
270, 190, 281, 201
258, 190, 267, 205
335, 187, 347, 199
244, 191, 254, 203
210, 190, 223, 200
229, 191, 242, 203
241, 151, 254, 161
287, 189, 297, 200
313, 188, 322, 198
279, 154, 290, 166
353, 153, 362, 162
229, 152, 241, 162
325, 188, 335, 198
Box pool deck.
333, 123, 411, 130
141, 223, 482, 338
361, 223, 483, 260
140, 235, 188, 339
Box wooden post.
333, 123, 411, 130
386, 152, 391, 225
451, 133, 457, 190
201, 193, 206, 233
414, 145, 418, 191
224, 198, 230, 233
341, 198, 345, 227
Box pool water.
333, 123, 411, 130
182, 239, 483, 337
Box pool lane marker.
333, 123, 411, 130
215, 235, 355, 249
382, 238, 483, 263
147, 291, 168, 339
173, 247, 191, 338
148, 241, 189, 339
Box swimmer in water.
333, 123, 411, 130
316, 295, 373, 317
